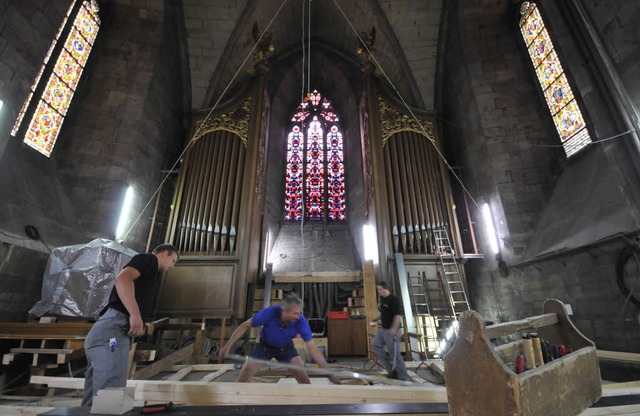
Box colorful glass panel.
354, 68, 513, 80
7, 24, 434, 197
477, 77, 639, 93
54, 49, 83, 89
75, 3, 100, 45
305, 116, 325, 220
13, 0, 100, 156
284, 90, 346, 221
285, 126, 304, 220
42, 73, 75, 115
527, 29, 553, 67
327, 126, 346, 220
543, 73, 575, 115
519, 2, 544, 44
534, 50, 563, 89
24, 100, 64, 157
64, 28, 90, 66
553, 101, 586, 142
520, 1, 591, 156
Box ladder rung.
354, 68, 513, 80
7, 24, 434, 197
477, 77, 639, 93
444, 271, 459, 275
450, 290, 465, 294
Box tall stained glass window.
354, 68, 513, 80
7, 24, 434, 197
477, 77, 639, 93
519, 2, 591, 157
284, 90, 346, 221
10, 0, 101, 157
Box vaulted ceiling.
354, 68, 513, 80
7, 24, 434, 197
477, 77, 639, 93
182, 0, 443, 111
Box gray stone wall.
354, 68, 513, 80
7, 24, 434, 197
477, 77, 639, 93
442, 0, 640, 351
182, 0, 249, 108
0, 243, 49, 323
0, 0, 187, 325
54, 0, 187, 253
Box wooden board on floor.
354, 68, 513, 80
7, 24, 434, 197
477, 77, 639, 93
30, 375, 447, 406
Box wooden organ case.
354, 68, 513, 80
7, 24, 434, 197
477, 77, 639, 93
157, 76, 270, 318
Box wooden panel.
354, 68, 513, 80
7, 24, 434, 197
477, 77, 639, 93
156, 262, 236, 315
274, 271, 361, 283
328, 319, 367, 356
484, 313, 558, 339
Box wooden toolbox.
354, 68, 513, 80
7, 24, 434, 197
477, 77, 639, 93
444, 299, 601, 416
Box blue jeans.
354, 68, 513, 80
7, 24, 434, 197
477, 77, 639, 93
251, 342, 299, 363
372, 328, 409, 380
82, 308, 131, 407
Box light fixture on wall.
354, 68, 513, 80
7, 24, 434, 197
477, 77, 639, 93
115, 185, 135, 242
363, 223, 378, 264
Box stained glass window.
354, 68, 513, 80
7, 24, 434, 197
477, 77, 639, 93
11, 0, 100, 157
284, 91, 346, 221
519, 2, 591, 157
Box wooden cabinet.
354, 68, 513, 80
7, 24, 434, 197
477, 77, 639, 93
327, 318, 367, 356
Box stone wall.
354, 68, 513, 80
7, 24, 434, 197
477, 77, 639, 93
54, 0, 187, 253
441, 0, 640, 351
0, 0, 187, 325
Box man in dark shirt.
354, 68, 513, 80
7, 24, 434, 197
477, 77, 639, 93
82, 244, 179, 407
371, 281, 409, 381
218, 292, 338, 384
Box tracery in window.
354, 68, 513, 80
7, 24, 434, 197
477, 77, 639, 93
284, 91, 346, 221
11, 0, 101, 157
519, 2, 592, 157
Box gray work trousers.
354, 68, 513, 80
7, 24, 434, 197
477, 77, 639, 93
372, 327, 409, 380
82, 308, 131, 407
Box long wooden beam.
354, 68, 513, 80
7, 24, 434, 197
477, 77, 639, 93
29, 376, 447, 406
0, 323, 92, 338
274, 271, 361, 283
484, 313, 558, 339
597, 350, 640, 364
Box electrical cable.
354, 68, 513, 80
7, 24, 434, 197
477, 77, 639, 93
121, 0, 290, 243
300, 0, 306, 104
331, 0, 484, 213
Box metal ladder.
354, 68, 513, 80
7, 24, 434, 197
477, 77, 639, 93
433, 227, 471, 319
407, 272, 439, 357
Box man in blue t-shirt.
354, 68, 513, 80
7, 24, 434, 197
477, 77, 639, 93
219, 292, 338, 383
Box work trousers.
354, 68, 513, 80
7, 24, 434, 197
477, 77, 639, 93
82, 308, 131, 407
372, 328, 409, 380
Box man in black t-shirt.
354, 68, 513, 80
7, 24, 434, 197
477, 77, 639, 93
370, 281, 409, 381
82, 244, 179, 407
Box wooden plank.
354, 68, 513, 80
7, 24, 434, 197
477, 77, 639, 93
274, 271, 361, 283
170, 364, 234, 371
598, 350, 640, 364
165, 366, 193, 381
603, 381, 640, 390
29, 376, 447, 405
199, 369, 228, 382
0, 405, 57, 415
134, 349, 157, 362
484, 313, 558, 339
145, 317, 170, 335
0, 323, 93, 338
580, 404, 640, 415
132, 344, 194, 380
10, 348, 74, 354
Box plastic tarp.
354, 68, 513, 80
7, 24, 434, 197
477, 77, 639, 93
30, 238, 138, 319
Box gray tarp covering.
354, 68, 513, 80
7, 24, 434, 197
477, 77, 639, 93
30, 238, 137, 319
